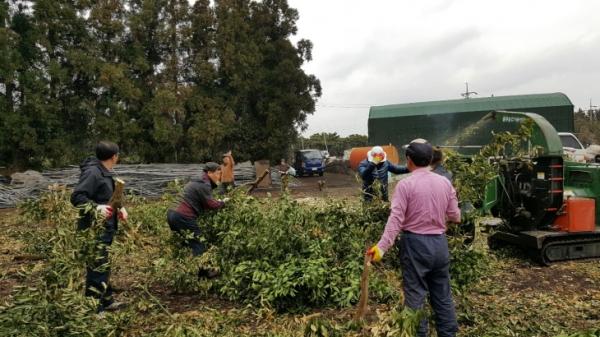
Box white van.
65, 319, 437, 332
558, 132, 586, 162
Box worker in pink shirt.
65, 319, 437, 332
367, 139, 461, 337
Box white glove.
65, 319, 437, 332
221, 197, 231, 203
118, 207, 128, 221
96, 205, 113, 219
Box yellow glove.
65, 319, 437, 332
366, 245, 384, 262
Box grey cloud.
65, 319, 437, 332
301, 2, 600, 136
314, 26, 487, 106
426, 0, 455, 13
415, 28, 483, 61
474, 35, 600, 94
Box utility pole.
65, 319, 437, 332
322, 134, 329, 153
461, 82, 478, 99
590, 98, 598, 121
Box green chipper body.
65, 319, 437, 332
456, 111, 600, 264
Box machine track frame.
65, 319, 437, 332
489, 229, 600, 265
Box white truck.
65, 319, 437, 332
558, 132, 600, 163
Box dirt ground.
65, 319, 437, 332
250, 172, 363, 199
0, 209, 27, 298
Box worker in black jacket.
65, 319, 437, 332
167, 162, 226, 278
358, 146, 409, 202
431, 146, 453, 182
70, 141, 127, 312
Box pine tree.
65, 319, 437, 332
124, 0, 193, 162
122, 0, 168, 162
32, 0, 95, 166
87, 0, 143, 160
149, 0, 191, 162
184, 0, 235, 162
215, 0, 321, 162
0, 0, 21, 167
0, 1, 57, 168
0, 0, 321, 168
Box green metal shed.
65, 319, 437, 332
368, 92, 574, 148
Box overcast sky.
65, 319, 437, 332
285, 0, 600, 136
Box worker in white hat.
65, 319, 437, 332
358, 146, 409, 202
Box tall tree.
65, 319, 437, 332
149, 0, 191, 162
0, 1, 58, 168
89, 0, 142, 158
123, 0, 169, 162
0, 0, 321, 168
215, 0, 321, 162
574, 108, 600, 145
33, 0, 95, 166
0, 0, 22, 167
184, 0, 235, 161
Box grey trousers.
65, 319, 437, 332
400, 232, 458, 337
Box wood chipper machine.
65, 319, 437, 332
449, 110, 600, 264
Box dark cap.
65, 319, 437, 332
405, 139, 433, 167
203, 162, 221, 172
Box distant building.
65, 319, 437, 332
368, 92, 574, 148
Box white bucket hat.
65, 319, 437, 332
367, 146, 387, 162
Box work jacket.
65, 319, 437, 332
174, 173, 224, 220
358, 159, 409, 201
432, 164, 453, 182
221, 154, 235, 183
70, 157, 116, 230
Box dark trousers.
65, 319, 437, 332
362, 184, 389, 202
78, 216, 117, 310
220, 182, 234, 195
400, 232, 458, 337
167, 209, 206, 256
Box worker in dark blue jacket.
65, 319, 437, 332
71, 141, 127, 312
358, 146, 409, 202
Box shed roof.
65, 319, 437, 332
369, 92, 573, 119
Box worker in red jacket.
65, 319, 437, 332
167, 162, 227, 278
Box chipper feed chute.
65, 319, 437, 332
451, 111, 600, 264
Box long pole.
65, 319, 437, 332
461, 82, 478, 99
